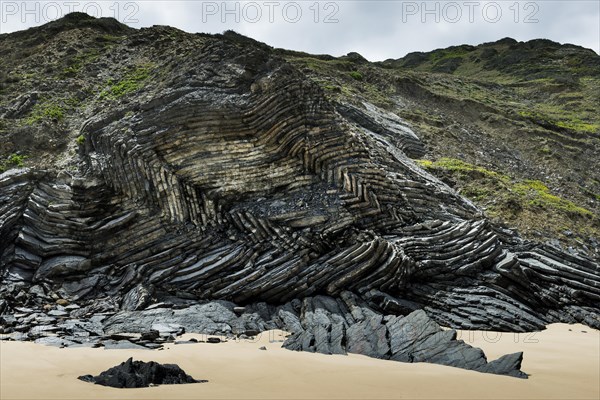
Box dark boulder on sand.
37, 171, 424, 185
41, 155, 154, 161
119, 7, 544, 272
78, 357, 206, 388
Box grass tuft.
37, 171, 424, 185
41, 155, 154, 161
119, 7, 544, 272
100, 65, 152, 100
0, 153, 27, 173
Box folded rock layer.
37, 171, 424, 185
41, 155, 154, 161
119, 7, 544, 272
0, 14, 599, 380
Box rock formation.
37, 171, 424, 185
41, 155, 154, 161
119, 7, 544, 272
0, 14, 598, 379
78, 357, 204, 388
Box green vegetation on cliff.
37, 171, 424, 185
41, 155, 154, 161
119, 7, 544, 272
416, 158, 598, 244
0, 153, 27, 173
100, 64, 153, 100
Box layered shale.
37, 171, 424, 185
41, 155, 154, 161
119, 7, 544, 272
0, 14, 598, 379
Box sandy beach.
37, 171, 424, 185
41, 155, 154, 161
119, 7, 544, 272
1, 324, 598, 400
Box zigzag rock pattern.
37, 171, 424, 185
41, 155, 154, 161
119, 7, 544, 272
0, 17, 598, 378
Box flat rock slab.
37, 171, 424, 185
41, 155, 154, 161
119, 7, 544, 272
102, 340, 149, 350
47, 310, 69, 317
34, 336, 76, 347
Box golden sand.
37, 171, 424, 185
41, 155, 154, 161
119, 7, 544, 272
1, 324, 598, 399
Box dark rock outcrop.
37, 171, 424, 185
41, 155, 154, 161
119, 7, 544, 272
281, 296, 527, 378
78, 357, 204, 388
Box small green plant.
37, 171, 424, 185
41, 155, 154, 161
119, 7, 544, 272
0, 153, 27, 173
100, 65, 152, 100
462, 186, 493, 201
416, 158, 509, 181
349, 71, 363, 81
25, 103, 65, 125
44, 106, 64, 121
76, 135, 85, 145
556, 119, 598, 134
518, 110, 598, 135
8, 154, 26, 167
538, 144, 552, 155
64, 96, 81, 108
512, 179, 593, 217
62, 65, 79, 76
61, 50, 100, 77
416, 159, 433, 168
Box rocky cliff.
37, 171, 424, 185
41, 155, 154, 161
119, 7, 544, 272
0, 14, 598, 378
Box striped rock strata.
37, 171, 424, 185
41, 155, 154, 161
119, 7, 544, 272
0, 15, 598, 378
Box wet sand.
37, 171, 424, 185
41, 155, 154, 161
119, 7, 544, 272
1, 324, 598, 400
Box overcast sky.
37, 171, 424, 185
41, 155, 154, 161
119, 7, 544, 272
1, 1, 598, 61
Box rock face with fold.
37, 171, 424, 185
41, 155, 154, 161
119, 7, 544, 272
0, 14, 599, 379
